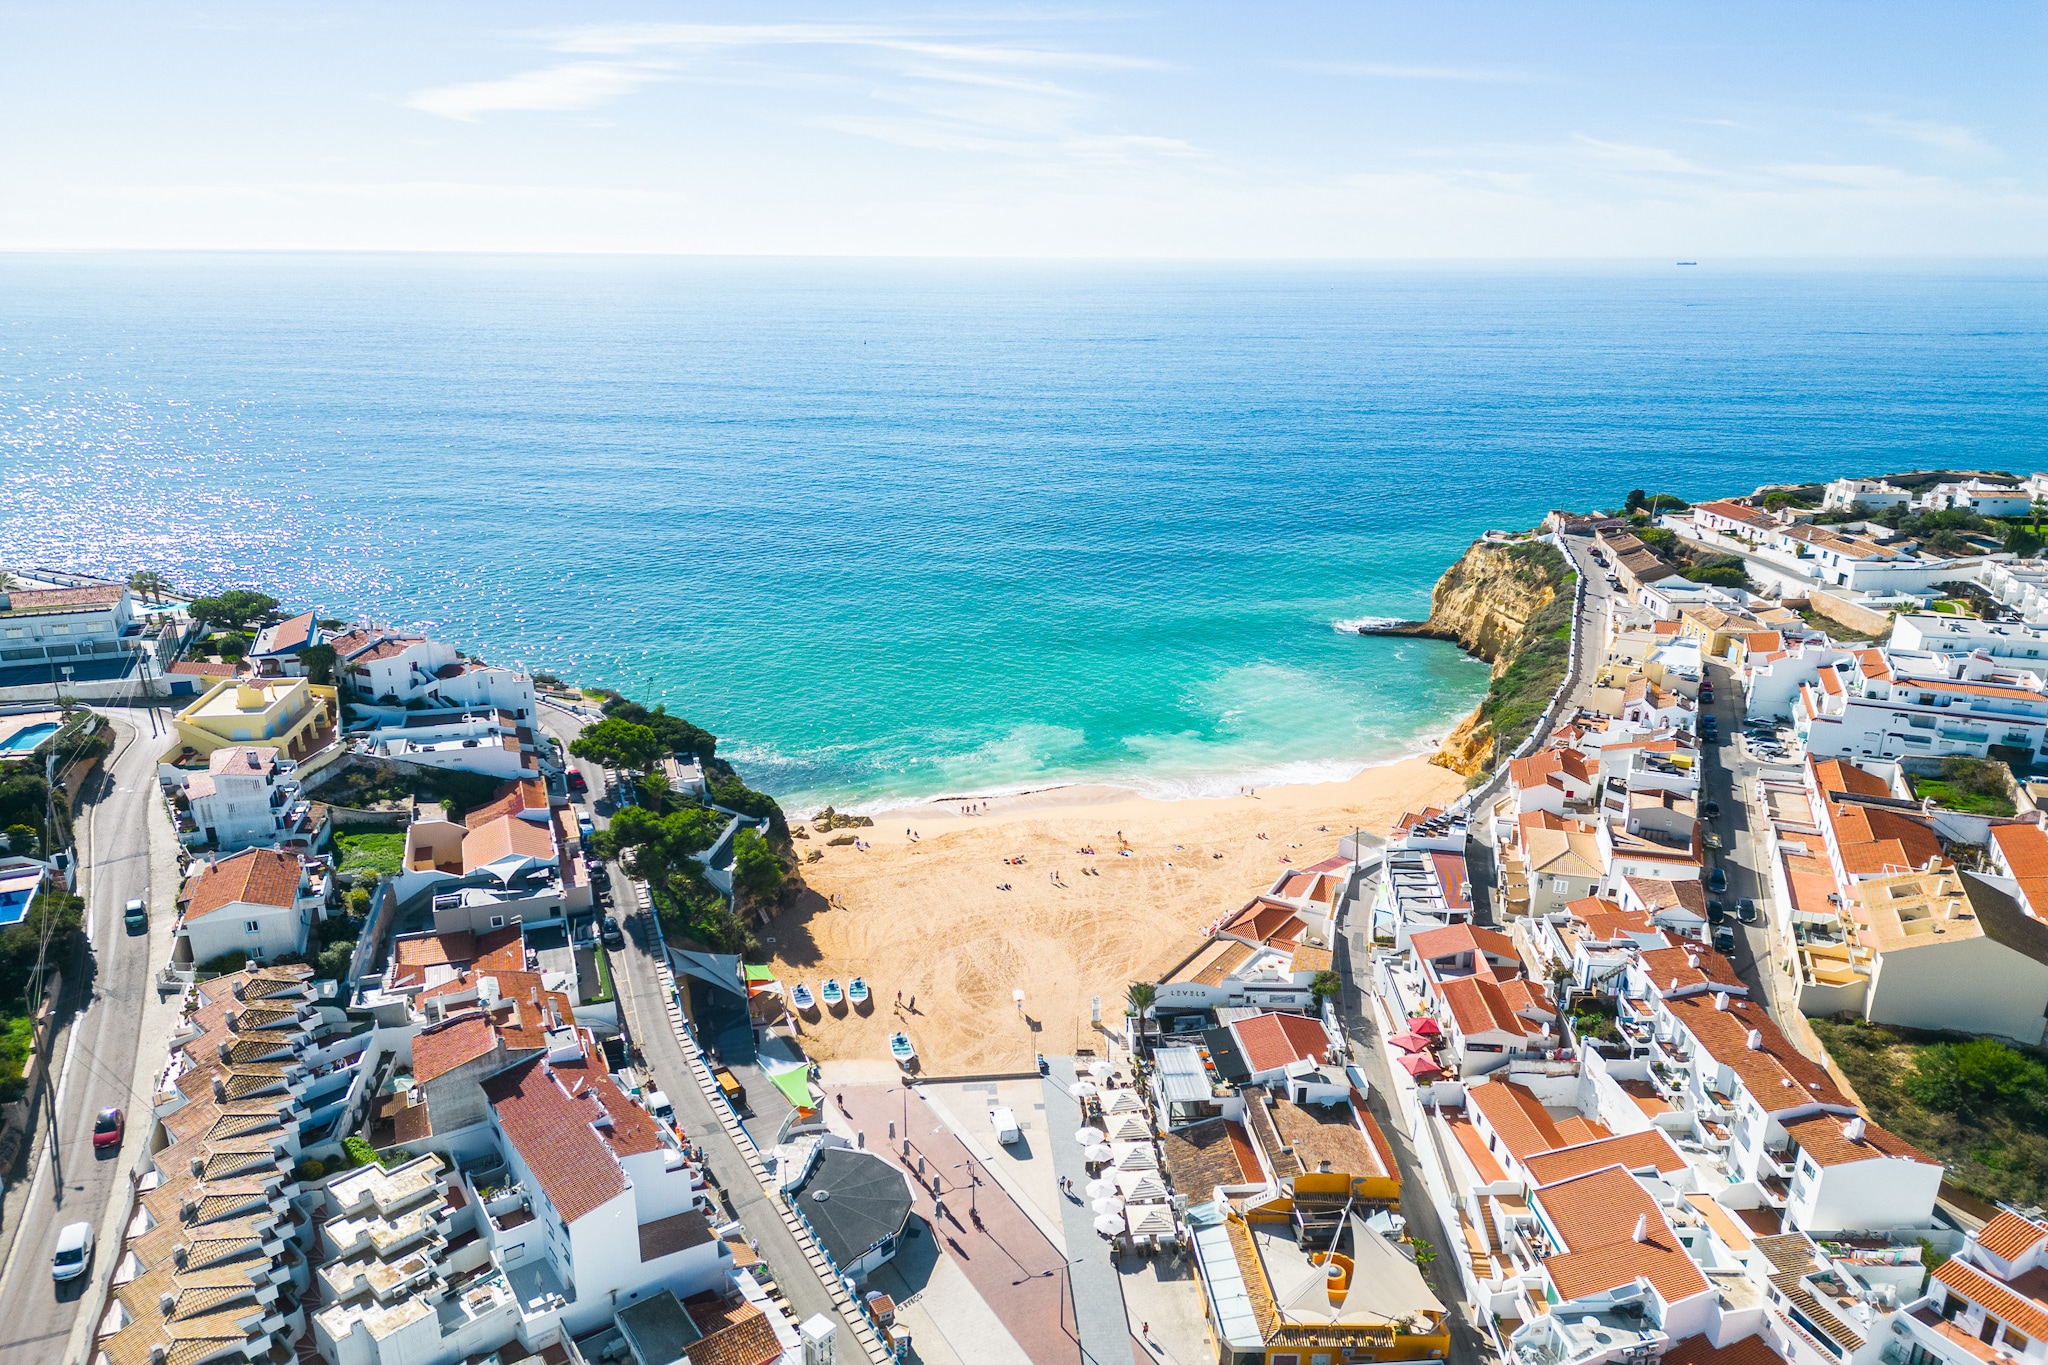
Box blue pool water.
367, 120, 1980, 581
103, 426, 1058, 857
1, 256, 2043, 808
0, 723, 59, 753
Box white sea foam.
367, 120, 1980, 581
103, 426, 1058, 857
1331, 616, 1405, 634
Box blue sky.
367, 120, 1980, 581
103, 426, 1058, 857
2, 2, 2042, 256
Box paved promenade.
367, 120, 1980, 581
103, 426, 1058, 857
1043, 1057, 1145, 1365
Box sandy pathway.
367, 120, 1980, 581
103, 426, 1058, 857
767, 755, 1463, 1074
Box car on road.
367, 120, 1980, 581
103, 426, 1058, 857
124, 897, 148, 934
1707, 866, 1728, 894
1713, 924, 1738, 954
1701, 717, 1718, 740
52, 1221, 92, 1282
1702, 800, 1720, 818
568, 769, 588, 793
589, 862, 610, 887
601, 915, 625, 949
1706, 899, 1727, 924
1737, 897, 1760, 925
92, 1106, 124, 1150
578, 813, 597, 839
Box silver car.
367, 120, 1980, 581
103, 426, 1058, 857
52, 1221, 92, 1282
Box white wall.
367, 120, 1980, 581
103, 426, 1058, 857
1792, 1157, 1942, 1236
183, 898, 310, 963
1866, 936, 2048, 1046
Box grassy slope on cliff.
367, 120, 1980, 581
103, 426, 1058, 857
1471, 541, 1575, 770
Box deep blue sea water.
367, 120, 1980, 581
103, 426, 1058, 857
2, 257, 2044, 809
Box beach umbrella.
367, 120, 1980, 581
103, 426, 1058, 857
1118, 1172, 1168, 1202
1084, 1143, 1114, 1163
1126, 1203, 1177, 1238
1409, 1016, 1443, 1037
1387, 1032, 1431, 1054
1089, 1060, 1115, 1080
1111, 1143, 1158, 1172
1092, 1195, 1125, 1216
1085, 1178, 1118, 1200
1398, 1053, 1444, 1078
1105, 1113, 1151, 1142
1068, 1080, 1098, 1099
1093, 1214, 1126, 1237
1100, 1089, 1144, 1115
1074, 1126, 1105, 1146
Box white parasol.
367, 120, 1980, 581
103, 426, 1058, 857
1093, 1214, 1125, 1237
1067, 1080, 1098, 1099
1085, 1178, 1118, 1200
1093, 1195, 1126, 1216
1089, 1060, 1116, 1080
1074, 1126, 1105, 1146
1084, 1143, 1114, 1163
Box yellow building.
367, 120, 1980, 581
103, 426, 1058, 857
162, 676, 339, 767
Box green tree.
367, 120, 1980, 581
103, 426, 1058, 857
1904, 1038, 2048, 1119
601, 698, 718, 760
1625, 489, 1648, 512
301, 643, 337, 686
569, 717, 663, 772
316, 938, 357, 981
186, 590, 281, 632
731, 827, 785, 902
3, 824, 37, 857
1309, 970, 1342, 1006
128, 569, 170, 604
1127, 981, 1157, 1021
1409, 1237, 1437, 1269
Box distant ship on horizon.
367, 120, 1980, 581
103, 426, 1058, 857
1676, 260, 1699, 266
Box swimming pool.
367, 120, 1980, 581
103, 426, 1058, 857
0, 722, 59, 753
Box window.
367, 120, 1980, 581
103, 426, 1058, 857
2004, 1330, 2030, 1353
245, 921, 260, 934
489, 915, 506, 930
3, 628, 18, 638
51, 624, 68, 635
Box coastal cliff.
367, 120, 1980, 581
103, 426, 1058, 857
1383, 539, 1575, 778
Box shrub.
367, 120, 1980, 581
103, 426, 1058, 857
342, 1135, 379, 1168
293, 1159, 326, 1182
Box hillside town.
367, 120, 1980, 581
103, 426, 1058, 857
0, 466, 2046, 1365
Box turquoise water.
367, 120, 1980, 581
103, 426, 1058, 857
0, 723, 59, 753
2, 257, 2045, 809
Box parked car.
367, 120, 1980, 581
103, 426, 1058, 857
123, 897, 148, 934
92, 1107, 123, 1151
601, 915, 625, 949
1737, 897, 1760, 925
1707, 866, 1728, 894
588, 862, 610, 887
52, 1222, 92, 1282
1713, 924, 1738, 954
1706, 899, 1727, 924
568, 769, 588, 793
1702, 800, 1720, 818
578, 813, 597, 839
989, 1107, 1022, 1145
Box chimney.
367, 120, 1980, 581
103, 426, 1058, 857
159, 1291, 176, 1315
190, 1156, 204, 1178
211, 1077, 226, 1101
1713, 992, 1731, 1012
1842, 1117, 1866, 1143
1632, 1214, 1649, 1243
1746, 1029, 1764, 1050
150, 1347, 168, 1365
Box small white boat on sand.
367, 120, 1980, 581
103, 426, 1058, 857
848, 977, 869, 1005
821, 979, 844, 1007
791, 983, 816, 1010
890, 1032, 916, 1066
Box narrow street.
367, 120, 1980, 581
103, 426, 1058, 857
531, 705, 869, 1349
0, 709, 175, 1365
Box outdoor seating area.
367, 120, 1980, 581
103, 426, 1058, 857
1384, 1014, 1446, 1081
1069, 1062, 1184, 1251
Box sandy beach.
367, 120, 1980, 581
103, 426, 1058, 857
765, 754, 1465, 1076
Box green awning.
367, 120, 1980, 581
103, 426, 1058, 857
743, 965, 777, 982
767, 1066, 817, 1111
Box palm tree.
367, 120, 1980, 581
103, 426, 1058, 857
1546, 959, 1576, 1011
1126, 981, 1157, 1025
129, 569, 170, 604
0, 568, 15, 594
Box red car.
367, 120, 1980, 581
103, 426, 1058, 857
92, 1107, 123, 1151
568, 770, 588, 793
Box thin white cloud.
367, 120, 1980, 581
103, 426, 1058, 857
408, 60, 672, 122
1857, 113, 1989, 157
1293, 60, 1541, 83
540, 21, 1161, 71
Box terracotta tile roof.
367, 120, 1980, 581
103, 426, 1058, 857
1229, 1012, 1335, 1074
461, 813, 556, 872
412, 1012, 498, 1084
1552, 1116, 1610, 1147
1464, 1079, 1564, 1162
1431, 851, 1473, 910
1221, 899, 1306, 946
250, 611, 315, 655
207, 745, 278, 776
1661, 993, 1848, 1112
1190, 941, 1256, 988
1266, 1095, 1392, 1182
1439, 974, 1536, 1040
1162, 1117, 1251, 1192
1291, 944, 1332, 973
1659, 1332, 1791, 1365
1935, 1258, 2048, 1343
1523, 1130, 1686, 1185
481, 1056, 629, 1223
685, 1302, 784, 1365
1408, 924, 1517, 965
464, 778, 552, 830
1811, 756, 1894, 801
1778, 1111, 1934, 1168
0, 583, 123, 615
1495, 978, 1554, 1019
169, 660, 239, 678
1627, 876, 1708, 919
1534, 1165, 1711, 1305
349, 638, 417, 663
182, 849, 302, 920
1977, 1211, 2048, 1263
1639, 945, 1746, 996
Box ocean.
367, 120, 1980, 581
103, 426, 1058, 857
3, 256, 2044, 810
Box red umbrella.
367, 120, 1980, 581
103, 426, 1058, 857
1398, 1053, 1444, 1078
1387, 1032, 1431, 1054
1408, 1016, 1443, 1037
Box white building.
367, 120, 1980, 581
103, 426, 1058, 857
1890, 611, 2048, 662
1917, 478, 2035, 517
357, 711, 541, 780
175, 846, 324, 965
1797, 648, 2048, 763
334, 626, 537, 721
181, 744, 301, 852
1821, 477, 1914, 513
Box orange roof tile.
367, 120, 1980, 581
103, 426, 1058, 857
481, 1053, 636, 1222
1662, 993, 1848, 1111
1229, 1013, 1335, 1074
183, 849, 302, 920
1934, 1258, 2048, 1344
412, 1013, 497, 1084
1408, 924, 1517, 964
1464, 1079, 1565, 1162
1639, 945, 1746, 995
1439, 975, 1537, 1040
1778, 1111, 1934, 1168
1977, 1211, 2048, 1263
1523, 1130, 1687, 1185
1535, 1165, 1711, 1305
461, 814, 556, 872
1660, 1332, 1791, 1365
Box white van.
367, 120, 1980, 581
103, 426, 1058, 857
53, 1222, 93, 1282
647, 1092, 675, 1128
989, 1107, 1021, 1145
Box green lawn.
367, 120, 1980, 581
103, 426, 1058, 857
1811, 1018, 2048, 1208
1910, 778, 2016, 817
0, 1015, 35, 1104
583, 943, 614, 1005
335, 831, 405, 876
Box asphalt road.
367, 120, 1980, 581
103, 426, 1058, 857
0, 709, 170, 1365
533, 705, 862, 1345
